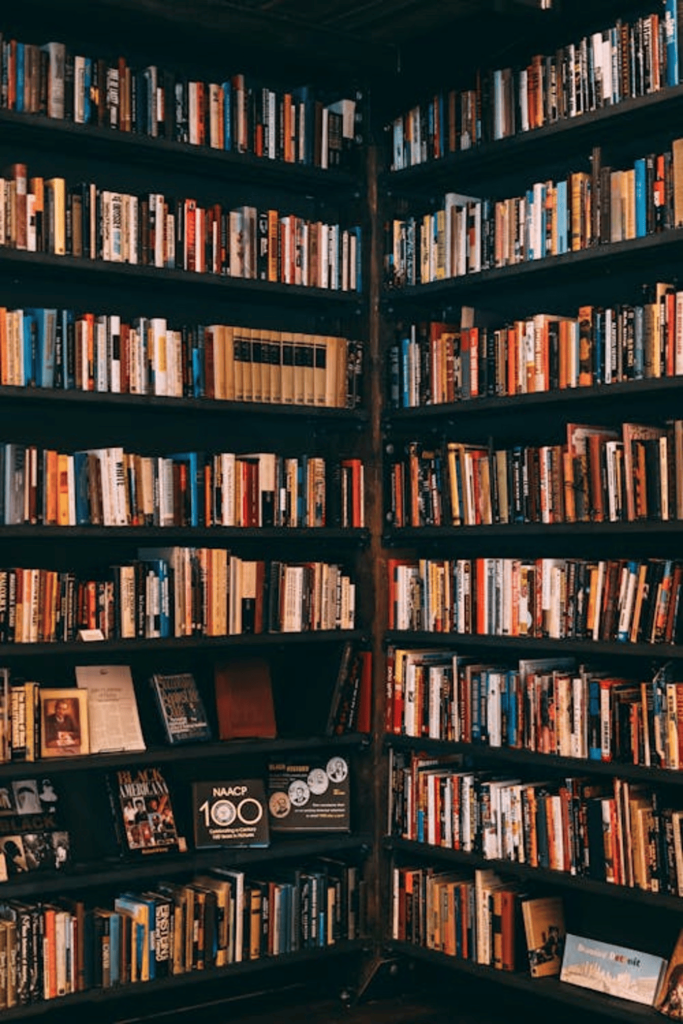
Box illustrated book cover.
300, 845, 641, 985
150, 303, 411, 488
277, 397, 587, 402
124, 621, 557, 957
107, 766, 182, 856
39, 688, 90, 758
521, 895, 566, 977
0, 776, 70, 878
267, 756, 350, 832
560, 932, 667, 1006
150, 671, 211, 745
192, 779, 269, 848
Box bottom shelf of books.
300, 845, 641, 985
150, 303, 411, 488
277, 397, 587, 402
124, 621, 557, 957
388, 854, 683, 1023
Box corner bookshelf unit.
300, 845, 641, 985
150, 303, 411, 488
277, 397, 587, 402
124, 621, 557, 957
379, 3, 683, 1021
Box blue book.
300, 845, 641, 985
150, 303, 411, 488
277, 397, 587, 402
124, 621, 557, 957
26, 307, 57, 388
588, 677, 602, 760
507, 670, 518, 747
352, 226, 362, 293
195, 324, 206, 397
83, 58, 92, 124
298, 455, 307, 526
73, 451, 90, 525
634, 157, 647, 237
108, 911, 121, 986
21, 308, 37, 387
665, 0, 679, 87
15, 44, 24, 113
525, 188, 534, 260
400, 333, 411, 407
556, 180, 569, 254
221, 82, 232, 151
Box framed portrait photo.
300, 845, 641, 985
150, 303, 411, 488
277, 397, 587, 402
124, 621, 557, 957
39, 689, 89, 758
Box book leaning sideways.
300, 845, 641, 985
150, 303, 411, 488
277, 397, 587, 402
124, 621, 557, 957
560, 933, 667, 1006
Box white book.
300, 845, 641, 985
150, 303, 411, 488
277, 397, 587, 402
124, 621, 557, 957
75, 664, 145, 752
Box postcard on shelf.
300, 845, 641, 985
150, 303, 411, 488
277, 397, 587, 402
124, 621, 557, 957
75, 664, 146, 753
560, 933, 667, 1006
150, 671, 211, 745
522, 895, 566, 977
192, 779, 269, 849
267, 756, 350, 833
107, 766, 182, 856
39, 688, 89, 758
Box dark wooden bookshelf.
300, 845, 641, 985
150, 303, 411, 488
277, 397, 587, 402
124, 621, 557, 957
0, 630, 367, 660
385, 734, 683, 787
385, 837, 683, 912
0, 249, 362, 307
0, 732, 369, 777
383, 376, 683, 428
0, 109, 362, 195
383, 228, 683, 307
385, 942, 659, 1023
0, 525, 369, 544
383, 522, 683, 546
0, 833, 372, 900
383, 83, 683, 194
384, 631, 683, 659
0, 941, 368, 1023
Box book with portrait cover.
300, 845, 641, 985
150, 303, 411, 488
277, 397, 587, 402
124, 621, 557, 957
107, 766, 181, 856
521, 895, 565, 977
267, 756, 350, 833
0, 776, 70, 878
150, 672, 211, 745
560, 933, 667, 1006
192, 779, 269, 849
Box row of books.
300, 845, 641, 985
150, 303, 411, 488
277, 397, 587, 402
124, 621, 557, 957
384, 142, 683, 287
0, 444, 365, 529
389, 2, 681, 169
389, 421, 683, 528
0, 858, 364, 1008
392, 863, 525, 970
387, 556, 683, 645
0, 552, 356, 643
1, 164, 363, 291
0, 306, 363, 408
389, 752, 683, 896
385, 647, 683, 770
0, 35, 362, 168
389, 291, 683, 409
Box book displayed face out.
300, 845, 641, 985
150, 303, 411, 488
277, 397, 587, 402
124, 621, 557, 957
267, 757, 350, 832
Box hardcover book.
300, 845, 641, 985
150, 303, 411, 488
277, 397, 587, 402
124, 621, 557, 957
214, 657, 277, 740
192, 779, 269, 849
521, 895, 566, 977
108, 766, 181, 856
267, 756, 350, 832
560, 933, 667, 1006
150, 671, 211, 745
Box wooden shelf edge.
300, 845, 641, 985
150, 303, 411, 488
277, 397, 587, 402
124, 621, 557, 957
385, 941, 657, 1021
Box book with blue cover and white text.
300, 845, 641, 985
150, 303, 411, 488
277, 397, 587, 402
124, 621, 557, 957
560, 933, 667, 1006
